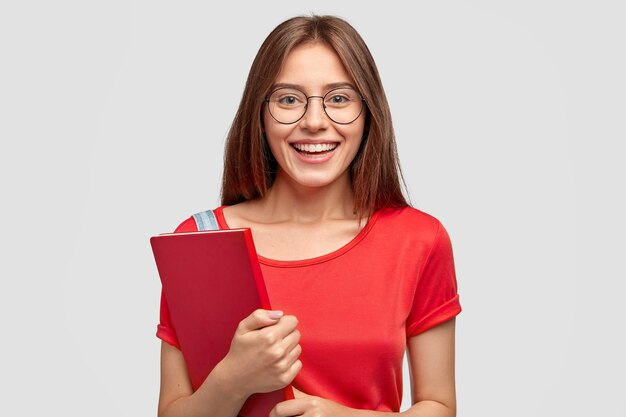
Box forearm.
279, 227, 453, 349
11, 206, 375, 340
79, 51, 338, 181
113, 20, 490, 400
159, 362, 248, 417
403, 400, 455, 417
348, 400, 455, 417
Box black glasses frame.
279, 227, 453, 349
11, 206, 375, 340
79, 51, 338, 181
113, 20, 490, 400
264, 86, 367, 125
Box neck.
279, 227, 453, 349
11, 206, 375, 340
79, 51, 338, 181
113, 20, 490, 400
260, 171, 357, 223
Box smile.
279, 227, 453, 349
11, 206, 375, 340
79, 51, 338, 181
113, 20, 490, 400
291, 143, 338, 154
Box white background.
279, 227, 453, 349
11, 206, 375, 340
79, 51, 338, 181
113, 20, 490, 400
1, 1, 624, 416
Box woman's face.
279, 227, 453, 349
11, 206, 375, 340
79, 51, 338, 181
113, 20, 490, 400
263, 42, 366, 190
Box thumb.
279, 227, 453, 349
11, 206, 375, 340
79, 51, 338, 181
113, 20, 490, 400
292, 386, 310, 399
238, 309, 284, 334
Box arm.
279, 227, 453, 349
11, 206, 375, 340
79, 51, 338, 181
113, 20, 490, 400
270, 318, 457, 417
158, 310, 302, 417
403, 317, 457, 417
158, 341, 248, 417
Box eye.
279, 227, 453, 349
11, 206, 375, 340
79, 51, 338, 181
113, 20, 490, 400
329, 95, 348, 104
325, 88, 360, 107
278, 95, 300, 105
270, 88, 306, 107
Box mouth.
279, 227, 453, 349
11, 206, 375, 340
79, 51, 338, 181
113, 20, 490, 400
291, 142, 339, 157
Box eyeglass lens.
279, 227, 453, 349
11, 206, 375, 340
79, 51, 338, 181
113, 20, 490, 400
267, 87, 363, 124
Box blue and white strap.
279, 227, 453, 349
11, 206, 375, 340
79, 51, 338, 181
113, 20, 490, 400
192, 210, 219, 231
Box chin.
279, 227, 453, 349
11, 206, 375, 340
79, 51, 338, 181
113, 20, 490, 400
289, 170, 349, 189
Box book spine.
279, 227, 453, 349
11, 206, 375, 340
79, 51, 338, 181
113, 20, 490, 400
243, 229, 272, 310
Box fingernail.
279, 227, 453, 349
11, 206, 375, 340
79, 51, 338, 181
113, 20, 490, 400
268, 310, 284, 320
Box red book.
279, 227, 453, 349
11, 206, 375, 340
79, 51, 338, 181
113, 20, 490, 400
151, 229, 294, 416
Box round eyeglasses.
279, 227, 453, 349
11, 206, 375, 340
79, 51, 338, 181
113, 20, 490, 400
264, 87, 366, 125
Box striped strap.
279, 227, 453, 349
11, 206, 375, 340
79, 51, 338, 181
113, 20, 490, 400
192, 210, 219, 231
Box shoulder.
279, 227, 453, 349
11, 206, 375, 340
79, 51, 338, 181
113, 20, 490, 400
172, 207, 226, 233
372, 206, 454, 254
221, 200, 265, 227
375, 206, 444, 236
173, 216, 198, 233
373, 207, 456, 269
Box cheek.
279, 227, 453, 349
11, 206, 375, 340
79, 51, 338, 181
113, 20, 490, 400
343, 119, 366, 161
348, 111, 366, 137
263, 122, 295, 160
341, 119, 366, 145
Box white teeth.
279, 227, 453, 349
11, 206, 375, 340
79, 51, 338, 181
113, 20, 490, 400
293, 143, 338, 153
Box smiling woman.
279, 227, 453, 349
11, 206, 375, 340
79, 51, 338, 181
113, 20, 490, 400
263, 42, 366, 190
156, 14, 461, 417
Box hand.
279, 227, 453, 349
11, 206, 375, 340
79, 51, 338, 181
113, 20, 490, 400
219, 309, 302, 397
270, 387, 352, 417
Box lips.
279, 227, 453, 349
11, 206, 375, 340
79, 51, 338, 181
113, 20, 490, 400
292, 143, 338, 153
288, 141, 339, 163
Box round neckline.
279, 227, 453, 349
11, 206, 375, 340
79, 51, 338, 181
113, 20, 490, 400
213, 205, 380, 268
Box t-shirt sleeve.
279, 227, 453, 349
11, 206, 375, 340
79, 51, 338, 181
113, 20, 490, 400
156, 288, 182, 349
155, 216, 198, 349
406, 221, 462, 337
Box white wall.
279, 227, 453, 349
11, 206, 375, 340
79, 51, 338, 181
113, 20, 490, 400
1, 1, 624, 415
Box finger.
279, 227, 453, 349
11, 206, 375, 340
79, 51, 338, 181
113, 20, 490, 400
276, 315, 299, 335
285, 358, 303, 382
271, 398, 307, 417
237, 309, 283, 334
260, 314, 299, 339
277, 343, 302, 371
274, 357, 303, 390
281, 328, 301, 352
291, 386, 309, 399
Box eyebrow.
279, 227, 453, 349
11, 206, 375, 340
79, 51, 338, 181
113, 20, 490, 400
270, 82, 356, 92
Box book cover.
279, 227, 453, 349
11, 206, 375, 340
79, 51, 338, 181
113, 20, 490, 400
151, 229, 293, 416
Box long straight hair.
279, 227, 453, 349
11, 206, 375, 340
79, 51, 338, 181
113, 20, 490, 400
221, 15, 409, 218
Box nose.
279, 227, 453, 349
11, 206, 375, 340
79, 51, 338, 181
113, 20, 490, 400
299, 96, 329, 131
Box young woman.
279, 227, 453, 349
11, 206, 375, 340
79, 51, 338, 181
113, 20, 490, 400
156, 15, 461, 417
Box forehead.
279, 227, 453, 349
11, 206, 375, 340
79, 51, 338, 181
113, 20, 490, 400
273, 42, 354, 92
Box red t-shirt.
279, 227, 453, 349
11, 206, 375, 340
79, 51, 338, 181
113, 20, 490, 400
156, 206, 461, 411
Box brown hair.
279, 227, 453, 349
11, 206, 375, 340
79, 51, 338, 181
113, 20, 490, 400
220, 15, 409, 217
